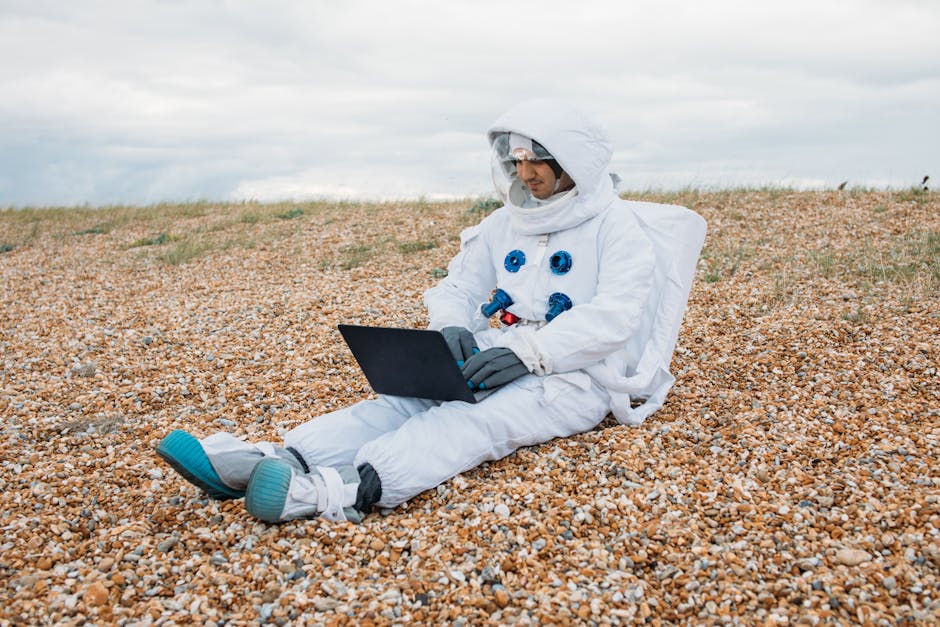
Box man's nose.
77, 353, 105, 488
517, 161, 535, 179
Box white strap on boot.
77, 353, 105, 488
316, 466, 348, 522
282, 471, 327, 520
281, 466, 356, 521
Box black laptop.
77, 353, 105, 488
337, 325, 479, 403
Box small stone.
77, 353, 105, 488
378, 587, 402, 603
624, 584, 644, 602
36, 556, 53, 570
157, 537, 179, 553
259, 603, 274, 621
480, 566, 499, 583
97, 557, 114, 572
13, 574, 41, 589
210, 552, 228, 565
795, 558, 817, 572
262, 583, 281, 603
834, 549, 871, 566
493, 587, 510, 608
493, 504, 510, 518
72, 362, 97, 377
314, 597, 339, 611
83, 582, 109, 607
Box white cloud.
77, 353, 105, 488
1, 0, 938, 206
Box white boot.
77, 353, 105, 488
156, 430, 305, 499
245, 459, 362, 523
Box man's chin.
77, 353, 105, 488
527, 186, 550, 200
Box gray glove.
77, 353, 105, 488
440, 326, 478, 366
461, 347, 529, 391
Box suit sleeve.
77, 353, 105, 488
423, 215, 498, 333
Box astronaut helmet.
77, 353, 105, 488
490, 132, 565, 200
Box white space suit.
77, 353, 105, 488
157, 99, 706, 522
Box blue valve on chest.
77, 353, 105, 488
481, 288, 514, 318
545, 292, 572, 321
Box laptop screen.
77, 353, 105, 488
337, 325, 478, 403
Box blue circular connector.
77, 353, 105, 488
545, 292, 573, 322
504, 250, 526, 273
549, 250, 572, 275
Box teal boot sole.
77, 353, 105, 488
156, 430, 244, 500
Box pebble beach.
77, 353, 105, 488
1, 190, 937, 625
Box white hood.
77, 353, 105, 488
488, 99, 617, 235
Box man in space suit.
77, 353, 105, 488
156, 99, 706, 523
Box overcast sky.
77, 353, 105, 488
1, 0, 938, 207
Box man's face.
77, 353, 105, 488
515, 159, 558, 200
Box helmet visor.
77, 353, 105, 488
492, 132, 556, 164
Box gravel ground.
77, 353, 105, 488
1, 191, 937, 626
